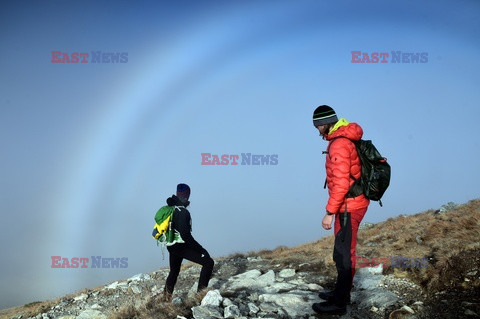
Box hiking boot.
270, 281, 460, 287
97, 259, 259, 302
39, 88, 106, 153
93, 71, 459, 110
160, 292, 172, 302
312, 302, 347, 315
318, 290, 335, 302
318, 290, 351, 304
161, 286, 173, 303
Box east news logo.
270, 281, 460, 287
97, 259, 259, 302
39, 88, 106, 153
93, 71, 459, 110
51, 256, 128, 268
351, 51, 428, 63
201, 153, 278, 165
51, 51, 128, 63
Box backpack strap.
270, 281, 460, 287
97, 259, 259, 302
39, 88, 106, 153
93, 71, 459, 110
171, 206, 184, 229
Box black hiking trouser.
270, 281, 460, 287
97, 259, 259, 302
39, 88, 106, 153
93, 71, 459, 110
332, 208, 367, 306
165, 244, 214, 294
333, 212, 353, 306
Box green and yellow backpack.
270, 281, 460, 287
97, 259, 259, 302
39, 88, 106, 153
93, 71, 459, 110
152, 205, 185, 246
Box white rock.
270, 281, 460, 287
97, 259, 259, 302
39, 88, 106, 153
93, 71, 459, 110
192, 306, 223, 319
188, 282, 199, 299
223, 270, 271, 292
257, 270, 275, 286
247, 256, 262, 262
77, 310, 107, 319
258, 293, 316, 317
201, 289, 223, 307
357, 264, 384, 275
151, 285, 161, 294
224, 305, 241, 318
259, 302, 278, 313
401, 305, 415, 314
263, 282, 296, 294
249, 292, 259, 302
117, 282, 129, 291
232, 269, 262, 280
248, 302, 260, 315
222, 298, 233, 307
209, 278, 220, 289
73, 294, 88, 302
130, 285, 141, 294
358, 288, 399, 308
288, 279, 305, 285
307, 283, 322, 291
129, 273, 151, 282
105, 281, 119, 289
279, 269, 296, 278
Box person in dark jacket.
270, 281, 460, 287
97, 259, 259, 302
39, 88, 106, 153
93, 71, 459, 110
311, 105, 370, 315
162, 183, 214, 301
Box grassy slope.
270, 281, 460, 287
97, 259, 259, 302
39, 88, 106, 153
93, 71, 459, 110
258, 199, 480, 292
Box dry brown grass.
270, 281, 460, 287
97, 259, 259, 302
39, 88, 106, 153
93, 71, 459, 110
255, 199, 480, 292
362, 200, 480, 291
0, 300, 56, 319
112, 289, 208, 319
0, 287, 104, 319
254, 237, 336, 277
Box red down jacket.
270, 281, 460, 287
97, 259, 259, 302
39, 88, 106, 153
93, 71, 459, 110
325, 120, 370, 214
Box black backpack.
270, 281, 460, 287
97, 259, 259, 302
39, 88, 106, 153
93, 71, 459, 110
325, 137, 391, 206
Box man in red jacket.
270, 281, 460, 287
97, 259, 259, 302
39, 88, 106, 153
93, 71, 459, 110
311, 105, 370, 315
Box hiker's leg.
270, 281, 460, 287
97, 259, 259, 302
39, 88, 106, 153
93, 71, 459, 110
165, 250, 183, 295
349, 208, 368, 280
332, 212, 353, 306
181, 248, 214, 291
197, 252, 214, 291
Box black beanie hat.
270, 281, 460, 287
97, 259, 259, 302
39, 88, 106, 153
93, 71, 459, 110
176, 183, 190, 201
313, 105, 338, 127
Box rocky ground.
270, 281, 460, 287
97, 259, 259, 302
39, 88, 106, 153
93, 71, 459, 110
8, 255, 474, 319
3, 200, 480, 319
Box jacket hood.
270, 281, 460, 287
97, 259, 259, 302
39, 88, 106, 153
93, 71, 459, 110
326, 118, 363, 141
166, 195, 190, 207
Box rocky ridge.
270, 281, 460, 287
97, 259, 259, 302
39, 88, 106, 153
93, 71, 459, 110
14, 256, 432, 319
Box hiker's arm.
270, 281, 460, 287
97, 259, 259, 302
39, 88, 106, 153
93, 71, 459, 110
322, 213, 334, 230
177, 211, 205, 252
326, 140, 352, 213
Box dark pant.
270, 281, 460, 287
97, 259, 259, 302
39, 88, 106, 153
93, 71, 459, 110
165, 245, 214, 294
332, 208, 367, 306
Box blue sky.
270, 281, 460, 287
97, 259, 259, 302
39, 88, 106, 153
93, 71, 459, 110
1, 0, 479, 309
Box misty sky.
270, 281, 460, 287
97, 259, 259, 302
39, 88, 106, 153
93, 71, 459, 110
1, 0, 479, 309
